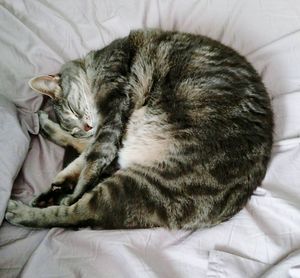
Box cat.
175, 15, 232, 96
5, 29, 273, 229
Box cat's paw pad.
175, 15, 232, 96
5, 200, 31, 226
31, 192, 54, 208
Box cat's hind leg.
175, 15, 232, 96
6, 168, 168, 229
6, 195, 96, 228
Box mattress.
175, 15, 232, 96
0, 0, 300, 277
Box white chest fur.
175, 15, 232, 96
118, 107, 172, 169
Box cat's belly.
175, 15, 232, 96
118, 107, 172, 169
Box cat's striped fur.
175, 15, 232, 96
6, 29, 273, 229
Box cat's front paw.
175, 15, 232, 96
38, 110, 48, 120
5, 200, 32, 227
38, 110, 55, 138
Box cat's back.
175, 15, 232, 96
128, 29, 272, 138
125, 29, 273, 176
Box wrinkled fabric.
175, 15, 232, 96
0, 0, 300, 277
0, 95, 30, 224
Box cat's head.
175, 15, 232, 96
29, 60, 97, 138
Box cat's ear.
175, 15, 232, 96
28, 75, 61, 99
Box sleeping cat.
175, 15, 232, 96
5, 29, 273, 229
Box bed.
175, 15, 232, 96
1, 0, 300, 277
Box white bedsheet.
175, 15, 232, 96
1, 0, 300, 277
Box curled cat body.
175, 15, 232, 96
5, 29, 273, 229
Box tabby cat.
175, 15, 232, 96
5, 29, 273, 229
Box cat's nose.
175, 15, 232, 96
83, 123, 93, 131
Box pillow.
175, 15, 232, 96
0, 95, 30, 224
